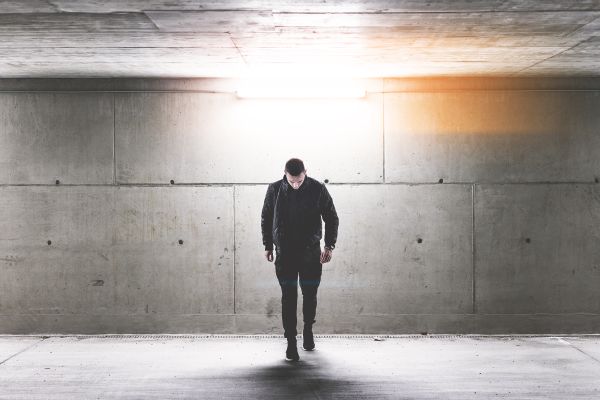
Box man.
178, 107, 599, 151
261, 158, 339, 362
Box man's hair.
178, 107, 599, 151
285, 158, 305, 176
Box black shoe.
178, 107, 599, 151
286, 339, 300, 361
303, 325, 315, 351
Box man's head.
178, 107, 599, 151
284, 158, 306, 190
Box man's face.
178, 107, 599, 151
285, 171, 306, 190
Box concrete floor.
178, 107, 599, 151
0, 335, 599, 399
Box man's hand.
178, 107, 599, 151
265, 250, 273, 262
320, 247, 333, 263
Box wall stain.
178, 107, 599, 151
0, 255, 24, 264
265, 297, 279, 317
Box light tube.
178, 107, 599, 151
235, 78, 366, 99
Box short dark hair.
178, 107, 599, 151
285, 158, 305, 176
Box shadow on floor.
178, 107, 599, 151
228, 348, 401, 400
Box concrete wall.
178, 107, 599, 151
1, 78, 599, 334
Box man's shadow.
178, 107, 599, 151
233, 348, 360, 399
174, 341, 410, 399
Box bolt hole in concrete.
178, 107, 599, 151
170, 179, 175, 184
438, 178, 444, 183
178, 239, 184, 245
417, 238, 423, 244
324, 179, 329, 183
55, 179, 60, 184
47, 240, 51, 245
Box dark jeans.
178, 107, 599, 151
274, 243, 323, 340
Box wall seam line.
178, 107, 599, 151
382, 93, 386, 183
112, 93, 116, 185
233, 185, 236, 315
472, 183, 476, 314
3, 312, 600, 317
0, 182, 596, 187
4, 89, 600, 94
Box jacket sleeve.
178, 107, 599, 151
319, 184, 339, 249
261, 184, 275, 251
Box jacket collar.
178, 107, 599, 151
282, 174, 309, 192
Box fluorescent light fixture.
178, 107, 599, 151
236, 78, 366, 99
237, 87, 366, 99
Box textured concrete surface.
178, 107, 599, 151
0, 93, 113, 184
0, 186, 234, 318
384, 91, 600, 183
235, 184, 472, 316
0, 335, 599, 399
2, 79, 600, 334
233, 185, 281, 318
318, 185, 472, 315
474, 184, 600, 314
115, 92, 383, 184
1, 2, 600, 77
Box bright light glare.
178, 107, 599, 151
236, 78, 366, 99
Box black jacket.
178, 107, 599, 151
261, 175, 339, 253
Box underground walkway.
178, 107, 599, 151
1, 335, 599, 399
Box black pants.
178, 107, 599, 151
274, 243, 323, 339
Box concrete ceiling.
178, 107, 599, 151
1, 0, 599, 78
